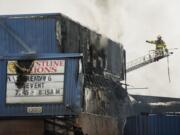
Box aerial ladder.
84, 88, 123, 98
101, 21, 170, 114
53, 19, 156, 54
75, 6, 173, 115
126, 50, 174, 73
104, 49, 175, 83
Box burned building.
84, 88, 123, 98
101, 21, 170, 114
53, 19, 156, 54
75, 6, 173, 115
0, 13, 131, 135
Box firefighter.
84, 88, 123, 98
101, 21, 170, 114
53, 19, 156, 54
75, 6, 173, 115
146, 35, 168, 60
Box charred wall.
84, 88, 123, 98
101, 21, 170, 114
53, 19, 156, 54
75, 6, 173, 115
57, 14, 125, 79
77, 113, 119, 135
84, 75, 132, 134
56, 14, 132, 133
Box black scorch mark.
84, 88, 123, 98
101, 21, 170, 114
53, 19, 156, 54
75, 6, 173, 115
15, 60, 34, 89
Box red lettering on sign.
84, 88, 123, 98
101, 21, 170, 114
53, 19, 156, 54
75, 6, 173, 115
30, 60, 64, 74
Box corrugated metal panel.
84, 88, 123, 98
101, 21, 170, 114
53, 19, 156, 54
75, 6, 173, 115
0, 14, 59, 54
0, 53, 82, 117
124, 114, 180, 135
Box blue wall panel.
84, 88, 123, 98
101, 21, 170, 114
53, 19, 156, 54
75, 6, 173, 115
124, 114, 180, 135
0, 14, 59, 54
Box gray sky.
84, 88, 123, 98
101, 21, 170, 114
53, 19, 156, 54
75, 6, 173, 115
0, 0, 179, 97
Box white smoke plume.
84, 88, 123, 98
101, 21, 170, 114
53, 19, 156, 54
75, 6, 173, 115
0, 0, 123, 42
0, 0, 180, 98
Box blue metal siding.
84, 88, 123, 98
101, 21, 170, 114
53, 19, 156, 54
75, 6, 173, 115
0, 15, 59, 54
0, 14, 82, 117
124, 114, 180, 135
0, 53, 82, 117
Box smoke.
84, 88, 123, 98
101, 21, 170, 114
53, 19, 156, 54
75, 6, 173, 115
0, 0, 123, 42
0, 0, 180, 98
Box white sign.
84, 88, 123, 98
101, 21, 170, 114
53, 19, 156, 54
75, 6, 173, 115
6, 60, 65, 104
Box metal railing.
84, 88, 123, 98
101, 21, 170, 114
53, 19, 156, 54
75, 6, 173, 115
126, 50, 171, 73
